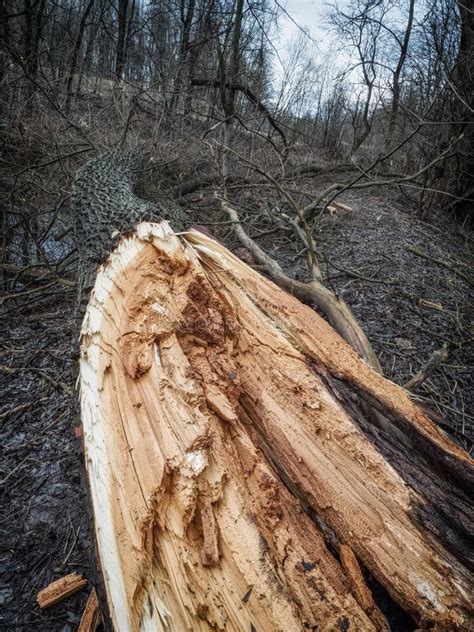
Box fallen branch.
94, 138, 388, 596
331, 201, 353, 212
217, 143, 323, 282
219, 196, 382, 372
303, 139, 461, 222
205, 141, 381, 373
0, 279, 75, 305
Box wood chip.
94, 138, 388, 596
326, 201, 353, 215
333, 201, 353, 212
78, 588, 102, 632
36, 572, 87, 609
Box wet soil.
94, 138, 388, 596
0, 299, 96, 631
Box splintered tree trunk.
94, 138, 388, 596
79, 222, 473, 631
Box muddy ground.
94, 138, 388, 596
1, 174, 472, 630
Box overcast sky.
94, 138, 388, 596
276, 0, 327, 54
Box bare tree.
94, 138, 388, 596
329, 0, 386, 157
450, 0, 474, 216
387, 0, 416, 146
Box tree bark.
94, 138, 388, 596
115, 0, 129, 81
65, 0, 95, 114
170, 0, 196, 114
220, 0, 244, 179
0, 0, 10, 82
386, 0, 415, 148
79, 221, 473, 631
450, 0, 474, 218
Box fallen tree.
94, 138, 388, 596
79, 222, 473, 631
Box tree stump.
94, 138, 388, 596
79, 222, 473, 631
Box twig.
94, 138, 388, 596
12, 148, 91, 178
0, 280, 75, 304
62, 526, 82, 565
0, 453, 32, 485
406, 245, 473, 286
0, 263, 75, 288
0, 397, 48, 422
326, 259, 398, 285
217, 142, 323, 282
404, 344, 450, 391
0, 365, 72, 396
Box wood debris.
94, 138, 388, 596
327, 201, 353, 215
36, 572, 87, 609
78, 588, 102, 632
340, 544, 389, 630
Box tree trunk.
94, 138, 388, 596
449, 0, 474, 219
31, 0, 46, 79
23, 0, 34, 76
386, 0, 415, 148
218, 0, 244, 180
115, 0, 129, 82
75, 3, 102, 101
79, 221, 473, 631
22, 0, 46, 109
65, 0, 95, 114
170, 0, 196, 114
0, 0, 10, 82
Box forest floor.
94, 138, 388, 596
1, 165, 472, 630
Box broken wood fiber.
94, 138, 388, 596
78, 588, 102, 632
36, 572, 87, 609
79, 221, 474, 631
340, 544, 389, 631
